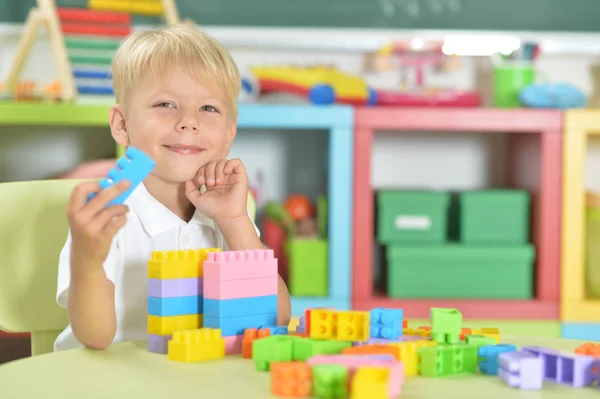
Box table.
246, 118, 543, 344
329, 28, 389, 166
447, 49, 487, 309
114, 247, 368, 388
0, 335, 597, 399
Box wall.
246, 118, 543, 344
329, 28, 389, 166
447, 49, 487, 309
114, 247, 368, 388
1, 25, 600, 195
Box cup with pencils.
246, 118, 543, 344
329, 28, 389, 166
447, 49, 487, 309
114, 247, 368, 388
492, 42, 540, 108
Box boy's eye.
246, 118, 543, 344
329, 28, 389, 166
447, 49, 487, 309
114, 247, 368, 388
156, 102, 174, 108
200, 105, 218, 112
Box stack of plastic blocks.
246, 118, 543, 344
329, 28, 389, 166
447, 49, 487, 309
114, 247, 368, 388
146, 248, 220, 354
203, 249, 279, 355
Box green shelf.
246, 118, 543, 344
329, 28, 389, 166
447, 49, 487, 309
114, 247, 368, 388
0, 102, 110, 126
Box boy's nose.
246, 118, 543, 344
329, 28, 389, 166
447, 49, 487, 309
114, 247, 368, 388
177, 119, 199, 132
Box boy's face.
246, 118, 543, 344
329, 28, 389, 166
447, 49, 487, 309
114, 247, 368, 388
110, 69, 236, 184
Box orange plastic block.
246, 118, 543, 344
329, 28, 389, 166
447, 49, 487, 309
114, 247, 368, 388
271, 362, 312, 397
460, 328, 472, 340
403, 320, 408, 328
575, 342, 600, 373
388, 340, 437, 376
242, 328, 271, 359
343, 344, 399, 360
167, 328, 225, 362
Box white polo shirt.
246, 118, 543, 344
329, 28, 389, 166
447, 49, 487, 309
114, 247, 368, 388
54, 183, 258, 351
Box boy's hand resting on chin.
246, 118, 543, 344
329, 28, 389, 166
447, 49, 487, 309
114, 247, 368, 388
185, 158, 249, 226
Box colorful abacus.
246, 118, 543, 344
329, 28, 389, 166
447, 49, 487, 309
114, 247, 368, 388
4, 0, 180, 102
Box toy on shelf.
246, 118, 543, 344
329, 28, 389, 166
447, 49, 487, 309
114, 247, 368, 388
365, 40, 481, 107
2, 0, 180, 103
250, 65, 377, 106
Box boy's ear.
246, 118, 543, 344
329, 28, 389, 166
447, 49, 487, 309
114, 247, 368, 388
109, 105, 130, 147
223, 120, 237, 156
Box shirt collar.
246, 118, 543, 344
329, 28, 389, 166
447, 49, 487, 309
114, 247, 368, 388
127, 183, 215, 237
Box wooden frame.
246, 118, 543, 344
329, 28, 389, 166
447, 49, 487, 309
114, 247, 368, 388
561, 110, 600, 322
352, 107, 563, 319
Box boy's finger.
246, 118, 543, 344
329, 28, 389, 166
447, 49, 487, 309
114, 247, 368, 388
224, 158, 245, 175
184, 179, 202, 203
83, 179, 131, 217
204, 161, 218, 186
89, 205, 129, 234
102, 212, 128, 238
67, 181, 102, 215
215, 158, 228, 183
196, 166, 206, 184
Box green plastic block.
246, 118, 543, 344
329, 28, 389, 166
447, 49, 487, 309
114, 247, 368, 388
65, 37, 120, 50
69, 54, 113, 65
252, 335, 300, 371
292, 338, 351, 361
459, 190, 530, 244
431, 308, 462, 344
465, 335, 497, 348
377, 190, 450, 244
287, 238, 328, 296
419, 344, 477, 377
386, 244, 535, 299
312, 364, 349, 399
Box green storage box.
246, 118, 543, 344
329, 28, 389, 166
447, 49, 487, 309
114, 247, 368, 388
377, 191, 450, 244
386, 244, 535, 299
287, 238, 328, 296
459, 190, 530, 244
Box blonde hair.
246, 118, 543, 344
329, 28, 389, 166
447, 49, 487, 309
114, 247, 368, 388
112, 24, 240, 118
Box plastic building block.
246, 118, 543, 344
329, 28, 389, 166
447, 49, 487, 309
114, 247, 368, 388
343, 344, 400, 359
293, 339, 352, 361
242, 328, 271, 358
264, 326, 289, 335
310, 309, 336, 340
521, 346, 560, 381
419, 343, 477, 377
351, 367, 390, 399
460, 328, 472, 340
148, 334, 170, 354
402, 327, 431, 337
369, 308, 403, 339
309, 310, 369, 341
388, 340, 437, 376
57, 7, 132, 24
148, 249, 220, 279
430, 308, 462, 344
224, 335, 243, 355
311, 364, 348, 399
204, 313, 277, 336
307, 355, 403, 397
295, 317, 306, 334
287, 238, 328, 296
304, 308, 334, 339
403, 320, 408, 328
147, 295, 202, 316
575, 343, 600, 373
271, 362, 312, 397
87, 147, 154, 206
478, 344, 517, 375
204, 277, 278, 300
555, 354, 597, 387
465, 335, 497, 349
167, 328, 225, 362
147, 277, 202, 297
253, 335, 300, 371
203, 249, 278, 280
479, 327, 500, 343
498, 351, 543, 390
204, 295, 277, 318
147, 314, 202, 335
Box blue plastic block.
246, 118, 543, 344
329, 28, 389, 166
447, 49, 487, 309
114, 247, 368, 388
147, 296, 202, 316
73, 69, 112, 79
87, 146, 155, 206
370, 308, 403, 339
204, 313, 277, 336
203, 295, 277, 318
77, 85, 114, 95
478, 344, 517, 375
262, 326, 288, 335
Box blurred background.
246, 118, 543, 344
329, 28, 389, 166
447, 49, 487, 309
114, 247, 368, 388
1, 0, 600, 363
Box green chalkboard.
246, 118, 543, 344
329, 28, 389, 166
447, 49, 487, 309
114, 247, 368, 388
1, 0, 600, 32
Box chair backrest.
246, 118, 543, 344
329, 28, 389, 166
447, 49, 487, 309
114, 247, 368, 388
0, 179, 257, 355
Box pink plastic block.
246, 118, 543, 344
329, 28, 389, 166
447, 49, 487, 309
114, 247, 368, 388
204, 277, 278, 300
307, 354, 404, 397
224, 334, 243, 355
204, 249, 277, 280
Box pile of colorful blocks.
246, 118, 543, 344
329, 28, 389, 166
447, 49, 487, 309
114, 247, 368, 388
146, 248, 600, 397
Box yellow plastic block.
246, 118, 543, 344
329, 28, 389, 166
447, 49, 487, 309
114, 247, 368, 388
310, 309, 336, 340
336, 311, 369, 341
402, 327, 430, 337
148, 314, 202, 335
168, 328, 225, 362
351, 366, 390, 399
89, 0, 131, 13
480, 328, 500, 343
147, 248, 221, 279
388, 340, 437, 376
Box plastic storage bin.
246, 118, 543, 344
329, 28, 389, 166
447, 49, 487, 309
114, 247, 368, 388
386, 244, 535, 299
287, 238, 328, 296
377, 191, 450, 244
459, 190, 530, 244
585, 194, 600, 298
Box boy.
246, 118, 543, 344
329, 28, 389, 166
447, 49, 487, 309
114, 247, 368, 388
54, 25, 291, 351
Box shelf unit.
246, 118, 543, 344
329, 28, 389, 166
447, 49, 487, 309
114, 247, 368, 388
0, 102, 354, 316
352, 107, 563, 320
561, 109, 600, 340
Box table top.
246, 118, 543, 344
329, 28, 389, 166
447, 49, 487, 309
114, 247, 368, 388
0, 334, 597, 399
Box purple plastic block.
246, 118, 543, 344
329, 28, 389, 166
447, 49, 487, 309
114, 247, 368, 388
556, 354, 597, 387
367, 338, 401, 344
498, 351, 543, 390
296, 326, 306, 334
148, 334, 171, 354
397, 335, 429, 341
298, 317, 305, 327
148, 278, 202, 298
521, 346, 560, 382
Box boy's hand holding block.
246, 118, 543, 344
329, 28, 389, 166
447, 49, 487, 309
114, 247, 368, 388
88, 146, 155, 206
